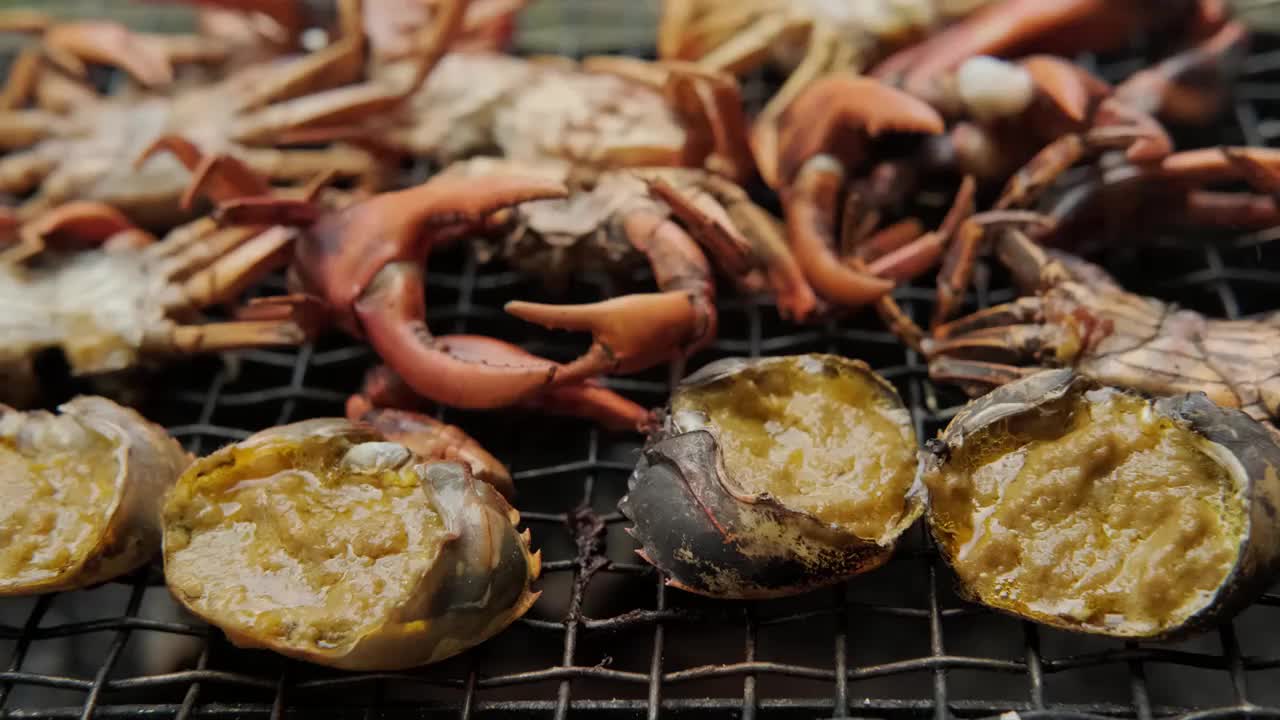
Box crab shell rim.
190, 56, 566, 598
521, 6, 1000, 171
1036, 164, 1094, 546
620, 354, 925, 599
161, 418, 541, 670
920, 368, 1280, 640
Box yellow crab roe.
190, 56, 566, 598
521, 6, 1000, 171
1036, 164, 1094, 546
673, 359, 918, 542
0, 427, 119, 589
164, 437, 445, 653
929, 391, 1245, 635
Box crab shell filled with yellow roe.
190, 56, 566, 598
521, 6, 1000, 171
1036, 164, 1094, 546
622, 354, 923, 598
923, 369, 1280, 638
0, 396, 189, 596
162, 418, 540, 670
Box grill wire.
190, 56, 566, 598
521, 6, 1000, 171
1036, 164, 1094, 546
5, 1, 1280, 718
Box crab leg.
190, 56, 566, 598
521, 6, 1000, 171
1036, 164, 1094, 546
0, 201, 150, 263
927, 356, 1046, 395
1044, 147, 1280, 233
0, 110, 65, 150
0, 46, 42, 111
1113, 20, 1248, 125
505, 207, 716, 384
231, 0, 365, 112
146, 0, 307, 42
137, 136, 274, 206
583, 57, 753, 181
155, 225, 262, 280
785, 157, 896, 308
281, 175, 567, 409
0, 15, 177, 88
870, 0, 1165, 98
647, 174, 819, 321
239, 0, 464, 140
759, 77, 946, 309
690, 8, 801, 74
351, 354, 650, 437
153, 318, 306, 354
177, 226, 297, 309
755, 25, 846, 134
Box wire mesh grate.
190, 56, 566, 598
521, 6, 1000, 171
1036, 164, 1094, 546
3, 1, 1280, 718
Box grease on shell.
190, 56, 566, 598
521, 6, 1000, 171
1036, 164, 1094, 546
0, 396, 189, 595
923, 369, 1280, 638
621, 354, 923, 598
162, 419, 540, 670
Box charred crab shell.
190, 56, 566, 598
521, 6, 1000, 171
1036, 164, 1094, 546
162, 419, 540, 670
0, 396, 189, 595
923, 369, 1280, 638
620, 355, 924, 599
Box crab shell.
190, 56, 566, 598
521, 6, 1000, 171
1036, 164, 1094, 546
162, 419, 540, 670
0, 396, 190, 595
921, 369, 1280, 638
620, 355, 924, 599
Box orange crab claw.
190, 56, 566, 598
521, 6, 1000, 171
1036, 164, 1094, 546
350, 349, 649, 436
871, 0, 1158, 100
1019, 55, 1107, 124
355, 264, 563, 409
504, 203, 717, 384
784, 156, 895, 309
42, 21, 174, 88
767, 75, 945, 189
506, 291, 706, 382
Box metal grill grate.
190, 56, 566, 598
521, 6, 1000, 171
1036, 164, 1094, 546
5, 2, 1280, 718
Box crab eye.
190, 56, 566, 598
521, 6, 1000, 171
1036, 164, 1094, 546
924, 369, 1280, 638
622, 354, 923, 598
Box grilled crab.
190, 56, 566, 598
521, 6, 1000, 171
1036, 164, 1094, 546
657, 0, 995, 133
0, 8, 235, 103
0, 0, 465, 227
892, 226, 1280, 427
209, 163, 654, 430
759, 14, 1248, 319
440, 157, 815, 383
1, 396, 189, 595
344, 51, 754, 184
622, 354, 922, 598
167, 0, 525, 58
922, 369, 1280, 638
163, 417, 539, 669
0, 149, 350, 406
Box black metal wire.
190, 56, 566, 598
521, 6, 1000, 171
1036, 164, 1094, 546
3, 2, 1280, 719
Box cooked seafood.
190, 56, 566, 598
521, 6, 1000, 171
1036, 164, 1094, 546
0, 169, 329, 406
362, 51, 753, 182
923, 369, 1280, 637
442, 158, 814, 382
212, 166, 655, 429
163, 418, 539, 669
621, 354, 921, 598
752, 11, 1246, 316
0, 0, 465, 226
0, 396, 189, 595
657, 0, 995, 129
